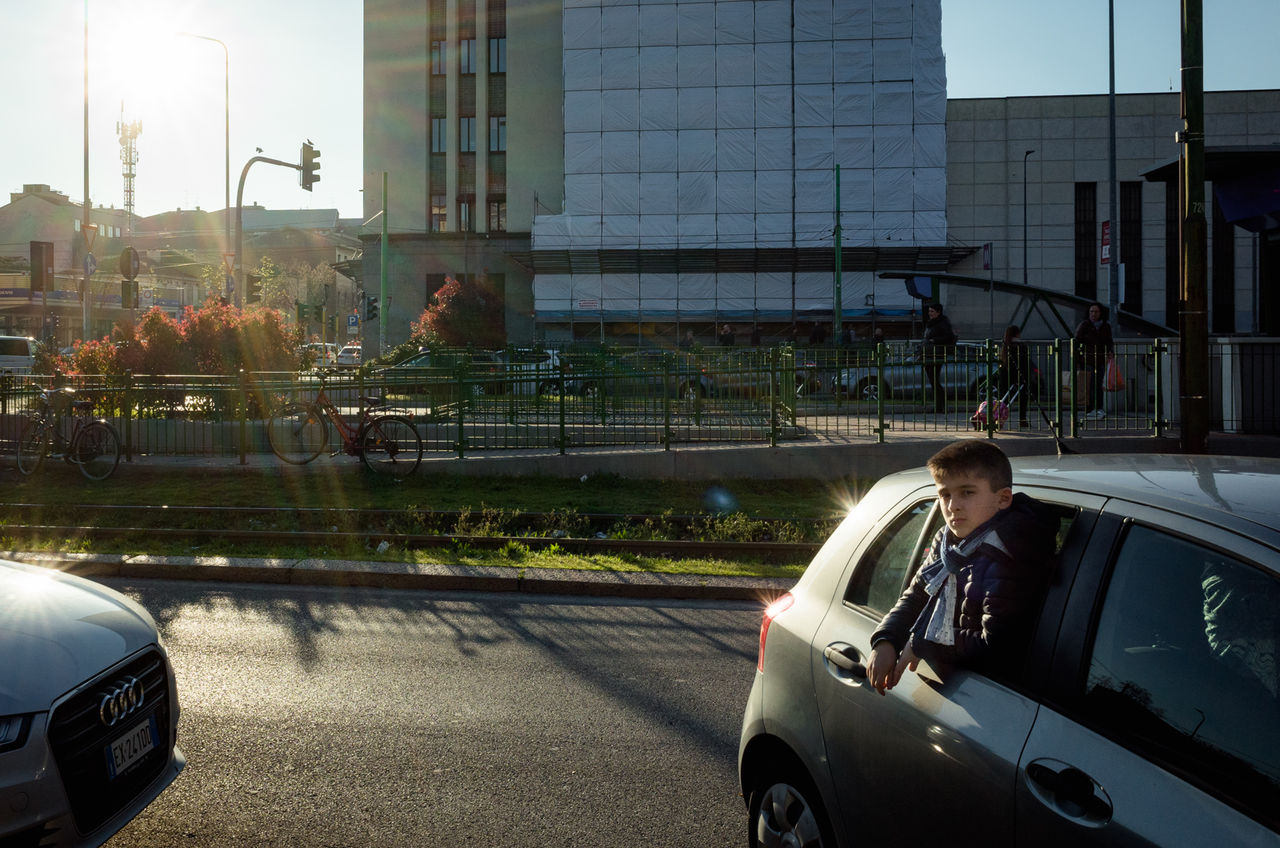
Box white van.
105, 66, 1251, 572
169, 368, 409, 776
0, 336, 37, 374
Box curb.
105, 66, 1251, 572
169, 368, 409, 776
4, 550, 795, 603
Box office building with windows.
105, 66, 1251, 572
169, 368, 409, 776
364, 0, 1280, 346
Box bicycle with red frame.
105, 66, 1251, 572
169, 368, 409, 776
266, 373, 422, 478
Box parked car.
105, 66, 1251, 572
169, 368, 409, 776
492, 348, 563, 395
740, 454, 1280, 847
374, 349, 503, 395
301, 342, 338, 368
830, 342, 1043, 403
1, 558, 185, 846
0, 335, 38, 374
568, 349, 713, 400
335, 344, 362, 368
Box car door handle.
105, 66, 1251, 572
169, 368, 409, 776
1025, 759, 1113, 827
823, 643, 867, 680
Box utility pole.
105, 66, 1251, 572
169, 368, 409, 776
380, 172, 389, 356
1180, 0, 1209, 453
1107, 0, 1120, 325
235, 153, 303, 308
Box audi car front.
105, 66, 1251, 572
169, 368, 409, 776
1, 558, 185, 847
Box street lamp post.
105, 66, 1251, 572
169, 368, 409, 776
178, 33, 230, 263
1023, 149, 1036, 285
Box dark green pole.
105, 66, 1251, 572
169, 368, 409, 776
1180, 0, 1209, 453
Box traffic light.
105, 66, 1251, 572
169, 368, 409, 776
329, 314, 339, 336
121, 279, 138, 309
364, 295, 378, 322
245, 273, 263, 304
296, 302, 311, 324
301, 140, 321, 192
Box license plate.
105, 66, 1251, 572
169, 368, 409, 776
106, 716, 158, 779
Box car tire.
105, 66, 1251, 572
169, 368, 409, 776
855, 378, 881, 402
747, 764, 835, 848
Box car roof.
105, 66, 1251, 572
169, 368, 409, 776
883, 454, 1280, 542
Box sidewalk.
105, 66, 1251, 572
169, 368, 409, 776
4, 550, 795, 602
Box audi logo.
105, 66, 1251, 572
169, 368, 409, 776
98, 677, 145, 727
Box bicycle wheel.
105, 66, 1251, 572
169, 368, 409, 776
71, 421, 121, 481
268, 403, 328, 464
359, 414, 422, 478
15, 417, 50, 476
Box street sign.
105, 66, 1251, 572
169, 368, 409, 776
225, 273, 234, 295
347, 314, 359, 335
84, 253, 97, 276
1100, 220, 1111, 264
119, 247, 140, 280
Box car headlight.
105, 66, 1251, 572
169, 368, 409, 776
0, 714, 32, 753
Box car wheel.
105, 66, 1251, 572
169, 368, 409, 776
855, 378, 881, 402
748, 767, 835, 848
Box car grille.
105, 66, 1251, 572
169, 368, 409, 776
46, 649, 173, 835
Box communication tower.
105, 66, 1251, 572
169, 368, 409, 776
117, 104, 142, 236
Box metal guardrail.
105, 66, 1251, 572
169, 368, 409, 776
1, 339, 1276, 461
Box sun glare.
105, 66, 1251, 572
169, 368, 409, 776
95, 3, 221, 125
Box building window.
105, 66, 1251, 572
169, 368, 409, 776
460, 39, 476, 74
489, 116, 506, 152
458, 197, 474, 233
1120, 181, 1144, 317
431, 195, 447, 232
431, 117, 447, 153
459, 117, 476, 153
489, 37, 506, 73
430, 41, 446, 75
488, 199, 507, 232
1074, 182, 1098, 300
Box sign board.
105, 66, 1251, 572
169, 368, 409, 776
225, 273, 234, 295
84, 253, 97, 276
1100, 220, 1111, 264
982, 242, 992, 271
347, 314, 359, 336
576, 299, 599, 310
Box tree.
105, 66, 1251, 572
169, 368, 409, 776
413, 274, 505, 348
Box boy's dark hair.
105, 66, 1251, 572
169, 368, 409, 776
927, 439, 1012, 492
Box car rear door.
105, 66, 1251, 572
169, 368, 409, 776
1017, 502, 1280, 846
809, 485, 1092, 846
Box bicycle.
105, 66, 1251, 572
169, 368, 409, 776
16, 387, 122, 481
266, 374, 423, 478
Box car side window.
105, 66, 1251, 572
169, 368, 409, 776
845, 500, 937, 614
1083, 524, 1279, 822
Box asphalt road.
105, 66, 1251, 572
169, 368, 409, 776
103, 579, 764, 847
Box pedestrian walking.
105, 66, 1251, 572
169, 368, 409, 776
920, 302, 957, 413
1074, 302, 1114, 420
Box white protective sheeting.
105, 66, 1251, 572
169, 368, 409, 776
534, 0, 947, 321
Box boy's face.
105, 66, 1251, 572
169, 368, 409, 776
932, 470, 1012, 539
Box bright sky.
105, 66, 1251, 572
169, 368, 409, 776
3, 1, 1277, 223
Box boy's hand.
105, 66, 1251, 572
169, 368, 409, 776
867, 642, 899, 695
894, 642, 919, 682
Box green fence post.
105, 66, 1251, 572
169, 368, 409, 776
557, 364, 567, 455
983, 339, 996, 439
662, 356, 672, 450
1152, 338, 1166, 438
768, 346, 779, 447
123, 370, 134, 461
875, 341, 886, 443
1067, 339, 1080, 439
455, 364, 467, 459
238, 369, 248, 464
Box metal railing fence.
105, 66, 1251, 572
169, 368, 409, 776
1, 338, 1275, 462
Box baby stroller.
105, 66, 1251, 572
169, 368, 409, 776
971, 382, 1024, 430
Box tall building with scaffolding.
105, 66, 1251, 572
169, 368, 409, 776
117, 105, 142, 237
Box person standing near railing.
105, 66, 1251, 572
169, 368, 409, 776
1000, 324, 1030, 427
921, 302, 957, 413
1074, 302, 1114, 420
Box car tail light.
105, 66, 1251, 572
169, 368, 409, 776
757, 592, 795, 672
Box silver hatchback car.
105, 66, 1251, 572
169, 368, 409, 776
740, 454, 1279, 847
1, 560, 185, 846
